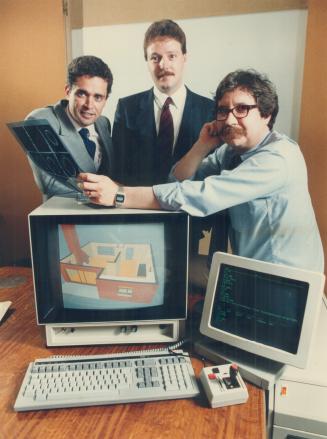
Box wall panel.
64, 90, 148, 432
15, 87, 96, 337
299, 0, 327, 272
76, 10, 307, 141
0, 0, 66, 265
71, 0, 307, 27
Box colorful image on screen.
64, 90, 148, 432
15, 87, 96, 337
58, 223, 165, 310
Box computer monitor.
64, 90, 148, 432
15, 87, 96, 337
199, 252, 325, 369
29, 197, 189, 346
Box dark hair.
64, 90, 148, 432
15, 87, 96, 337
67, 55, 113, 96
143, 19, 186, 60
214, 69, 279, 129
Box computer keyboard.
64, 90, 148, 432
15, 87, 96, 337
14, 349, 199, 411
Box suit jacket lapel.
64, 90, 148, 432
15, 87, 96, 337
137, 89, 156, 140
95, 117, 113, 174
53, 100, 97, 172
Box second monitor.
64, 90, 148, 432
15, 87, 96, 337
197, 252, 325, 371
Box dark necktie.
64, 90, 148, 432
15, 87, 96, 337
157, 97, 174, 180
79, 128, 96, 159
227, 153, 242, 170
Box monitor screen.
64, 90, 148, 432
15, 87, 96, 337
29, 198, 189, 326
59, 223, 165, 311
200, 252, 325, 368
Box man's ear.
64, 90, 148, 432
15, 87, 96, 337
64, 84, 71, 96
265, 114, 272, 126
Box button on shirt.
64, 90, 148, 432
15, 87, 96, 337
153, 131, 324, 272
65, 108, 102, 170
153, 85, 187, 150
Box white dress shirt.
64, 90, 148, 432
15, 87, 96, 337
153, 85, 187, 149
66, 107, 102, 170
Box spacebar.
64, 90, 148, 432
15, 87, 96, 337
47, 390, 119, 401
119, 387, 164, 397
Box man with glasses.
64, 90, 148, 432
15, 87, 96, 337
79, 69, 324, 272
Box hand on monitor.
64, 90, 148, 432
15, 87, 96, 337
78, 173, 117, 206
78, 173, 161, 210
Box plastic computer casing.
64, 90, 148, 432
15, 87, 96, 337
28, 197, 189, 347
199, 252, 325, 369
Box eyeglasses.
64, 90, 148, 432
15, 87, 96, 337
216, 104, 258, 121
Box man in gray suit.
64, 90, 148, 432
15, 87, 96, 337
26, 55, 114, 199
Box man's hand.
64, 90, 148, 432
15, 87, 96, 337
197, 121, 222, 153
173, 120, 221, 181
78, 173, 118, 206
78, 173, 161, 210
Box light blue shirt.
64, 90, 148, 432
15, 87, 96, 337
153, 131, 324, 272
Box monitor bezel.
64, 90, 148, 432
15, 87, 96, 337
29, 209, 189, 325
200, 252, 325, 368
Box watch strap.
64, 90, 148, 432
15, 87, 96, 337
114, 185, 125, 208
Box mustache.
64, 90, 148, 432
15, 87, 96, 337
221, 125, 245, 137
157, 71, 174, 78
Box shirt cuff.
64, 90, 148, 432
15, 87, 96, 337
153, 182, 182, 211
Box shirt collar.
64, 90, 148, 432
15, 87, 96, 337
65, 106, 96, 135
229, 131, 274, 160
237, 130, 273, 160
153, 84, 186, 109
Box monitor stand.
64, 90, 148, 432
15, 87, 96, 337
44, 320, 185, 347
194, 335, 285, 390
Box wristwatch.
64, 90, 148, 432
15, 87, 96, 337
114, 185, 125, 208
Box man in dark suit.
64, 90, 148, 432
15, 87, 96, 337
112, 20, 227, 289
112, 19, 215, 186
26, 56, 114, 200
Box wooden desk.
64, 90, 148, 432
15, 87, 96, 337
0, 267, 266, 439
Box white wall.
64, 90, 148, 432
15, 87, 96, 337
72, 10, 307, 140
